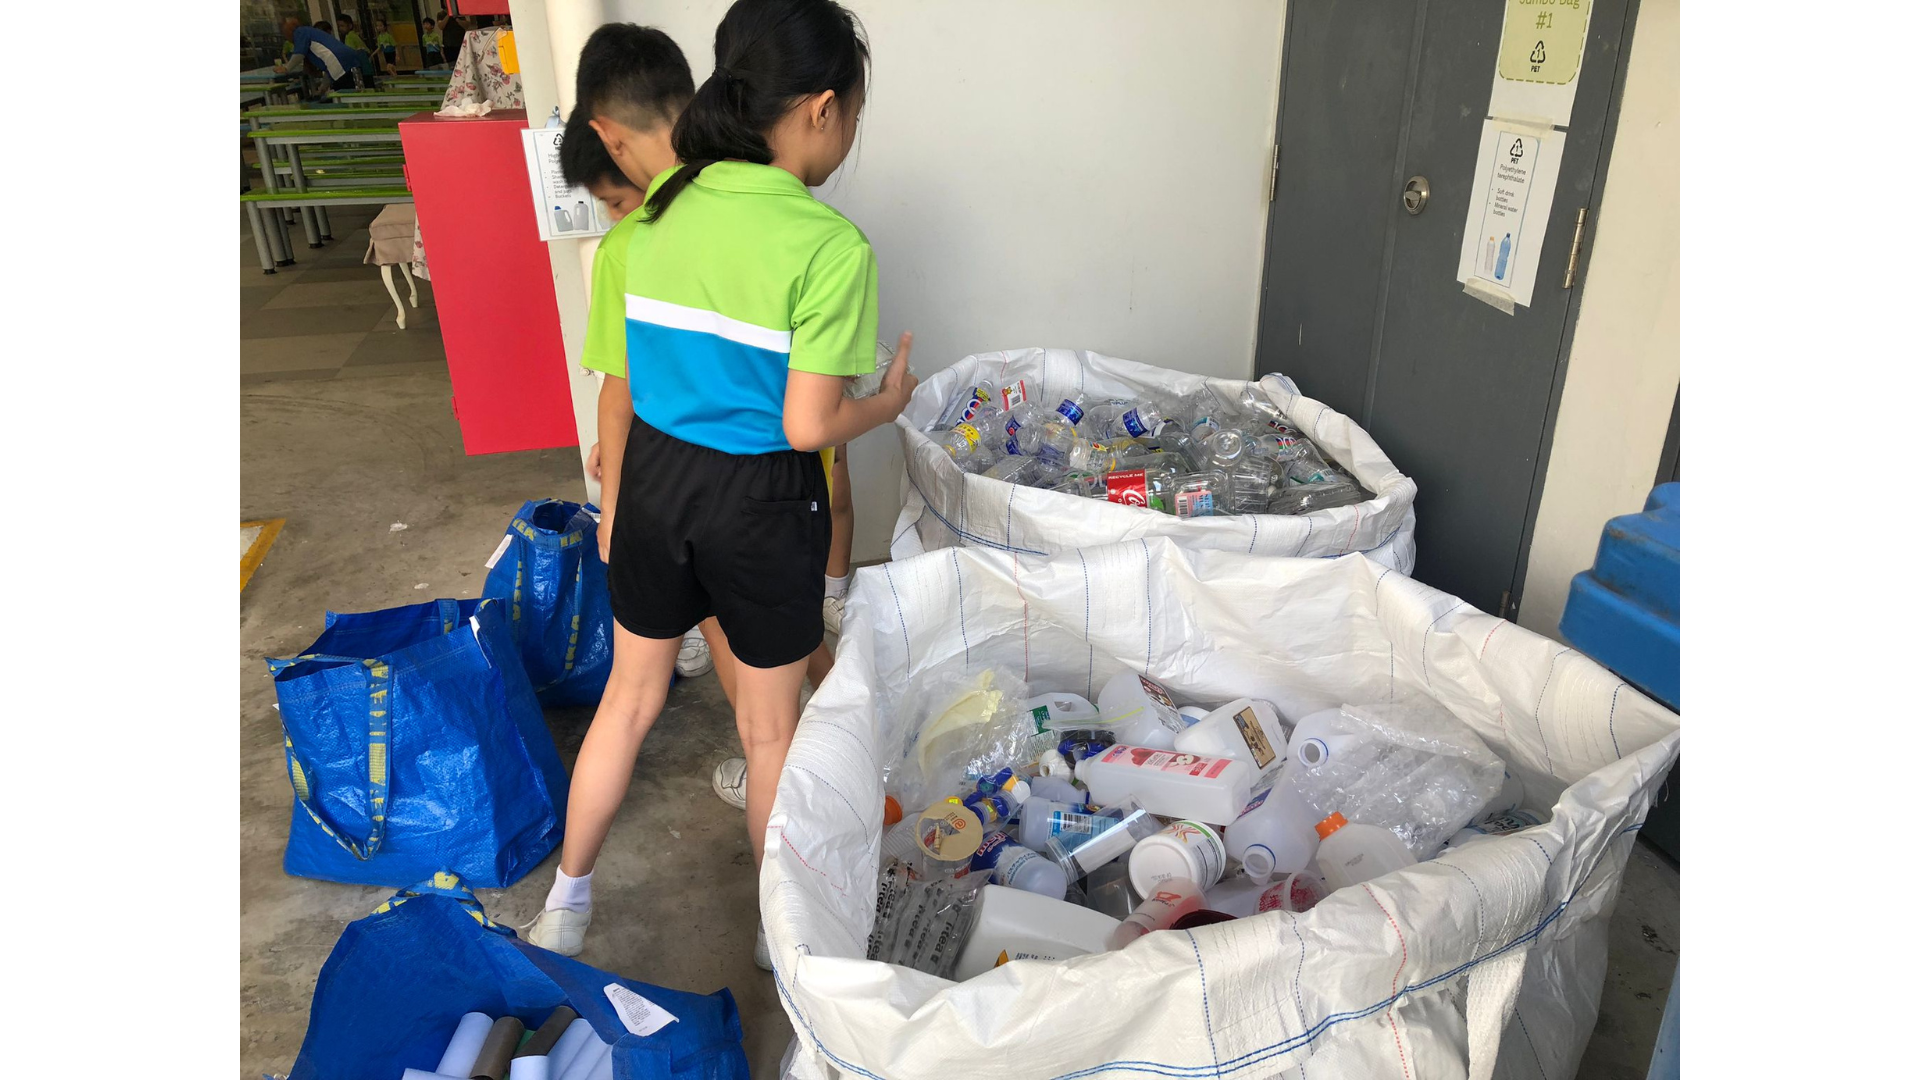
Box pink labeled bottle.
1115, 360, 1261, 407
1075, 744, 1254, 826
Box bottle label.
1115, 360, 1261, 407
992, 847, 1045, 886
1047, 807, 1104, 839
1239, 785, 1273, 818
1099, 744, 1234, 778
952, 423, 981, 450
1231, 706, 1277, 769
1122, 408, 1152, 437
1056, 399, 1085, 424
1002, 380, 1029, 409
1005, 435, 1021, 456
1139, 675, 1180, 714
1471, 810, 1544, 836
1174, 489, 1216, 519
1105, 469, 1150, 508
1030, 704, 1052, 732
1037, 443, 1068, 468
1163, 821, 1225, 884
969, 830, 1015, 872
959, 391, 992, 423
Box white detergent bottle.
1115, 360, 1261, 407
1028, 692, 1101, 733
952, 885, 1120, 980
970, 832, 1068, 900
1075, 745, 1254, 826
1174, 698, 1291, 774
1225, 780, 1321, 883
1282, 707, 1367, 775
1027, 775, 1085, 806
1312, 812, 1414, 890
1096, 670, 1188, 750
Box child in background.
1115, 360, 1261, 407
374, 19, 398, 74
530, 1, 914, 969
421, 19, 445, 68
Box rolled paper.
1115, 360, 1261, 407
585, 1040, 614, 1080
401, 1071, 467, 1080
507, 1057, 550, 1080
545, 1019, 596, 1077
517, 1005, 579, 1058
554, 1038, 611, 1080
435, 1012, 494, 1076
468, 1015, 526, 1080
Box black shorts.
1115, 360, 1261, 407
607, 420, 830, 668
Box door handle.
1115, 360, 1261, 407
1403, 176, 1430, 216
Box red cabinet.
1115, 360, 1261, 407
401, 109, 578, 455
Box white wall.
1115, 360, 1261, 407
1517, 0, 1679, 637
580, 0, 1288, 560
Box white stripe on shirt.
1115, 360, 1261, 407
624, 294, 793, 354
310, 40, 347, 80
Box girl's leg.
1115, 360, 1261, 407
701, 616, 739, 707
826, 444, 854, 579
558, 622, 681, 876
730, 656, 811, 865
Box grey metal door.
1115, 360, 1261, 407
1256, 0, 1636, 617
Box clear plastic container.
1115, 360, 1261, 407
1312, 812, 1414, 890
1095, 670, 1188, 750
1084, 858, 1138, 920
1174, 698, 1290, 773
844, 339, 895, 399
1205, 869, 1329, 917
1075, 745, 1255, 826
1044, 796, 1162, 880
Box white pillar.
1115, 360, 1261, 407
509, 0, 613, 502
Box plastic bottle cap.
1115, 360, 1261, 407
883, 796, 903, 827
1313, 811, 1348, 840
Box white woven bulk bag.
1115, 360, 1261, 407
892, 348, 1417, 572
764, 539, 1677, 1080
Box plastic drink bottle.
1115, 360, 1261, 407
984, 454, 1052, 486
1224, 781, 1320, 882
1114, 401, 1165, 438
1175, 698, 1291, 773
1018, 797, 1103, 852
1312, 812, 1414, 890
1095, 670, 1188, 750
1081, 402, 1133, 440
1075, 744, 1255, 826
1129, 820, 1227, 894
936, 382, 997, 429
952, 885, 1121, 980
938, 422, 986, 462
1108, 877, 1205, 948
970, 832, 1068, 900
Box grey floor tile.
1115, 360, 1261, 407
240, 266, 305, 287
243, 332, 368, 374
334, 360, 450, 380
240, 368, 341, 385
243, 303, 394, 339
295, 265, 392, 284
344, 328, 447, 366
264, 279, 398, 310
372, 302, 440, 334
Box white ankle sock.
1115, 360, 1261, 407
546, 867, 593, 913
825, 573, 850, 600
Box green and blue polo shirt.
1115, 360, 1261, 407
581, 161, 879, 456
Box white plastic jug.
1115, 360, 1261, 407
952, 885, 1121, 980
1075, 744, 1254, 826
1224, 781, 1320, 883
1027, 692, 1101, 733
1312, 812, 1414, 890
1095, 670, 1188, 750
1282, 707, 1365, 774
1173, 698, 1291, 773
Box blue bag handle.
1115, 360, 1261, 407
372, 872, 514, 935
503, 509, 592, 694
267, 601, 461, 862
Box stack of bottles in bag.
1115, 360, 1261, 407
925, 379, 1372, 516
403, 1007, 613, 1080
869, 674, 1536, 981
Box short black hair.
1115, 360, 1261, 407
559, 108, 637, 190
574, 24, 694, 132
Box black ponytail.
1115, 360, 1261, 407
643, 0, 868, 222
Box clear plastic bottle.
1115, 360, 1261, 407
1081, 401, 1133, 440
937, 421, 986, 462
936, 382, 997, 429
1312, 811, 1414, 890
983, 454, 1054, 487
1114, 401, 1165, 439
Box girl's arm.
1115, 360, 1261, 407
596, 375, 633, 562
783, 332, 919, 452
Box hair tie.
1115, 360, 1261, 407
714, 65, 737, 85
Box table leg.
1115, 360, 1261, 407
286, 144, 323, 248
381, 264, 408, 329
317, 206, 333, 241
245, 204, 277, 273
270, 206, 295, 267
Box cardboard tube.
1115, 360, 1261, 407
517, 1005, 578, 1058
402, 1071, 467, 1080
554, 1038, 611, 1080
468, 1015, 526, 1080
545, 1019, 596, 1077
435, 1013, 495, 1076
507, 1057, 550, 1080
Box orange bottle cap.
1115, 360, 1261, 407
883, 796, 903, 827
1314, 811, 1348, 840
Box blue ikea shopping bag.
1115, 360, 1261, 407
290, 876, 749, 1080
267, 597, 568, 888
482, 499, 615, 707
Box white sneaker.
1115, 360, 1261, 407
754, 922, 773, 972
822, 594, 846, 636
676, 629, 713, 678
711, 757, 748, 809
524, 907, 591, 957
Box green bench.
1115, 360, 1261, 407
241, 186, 412, 273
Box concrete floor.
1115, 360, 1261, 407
239, 208, 1676, 1080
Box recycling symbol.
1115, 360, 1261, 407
1509, 138, 1526, 163
1530, 40, 1547, 64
